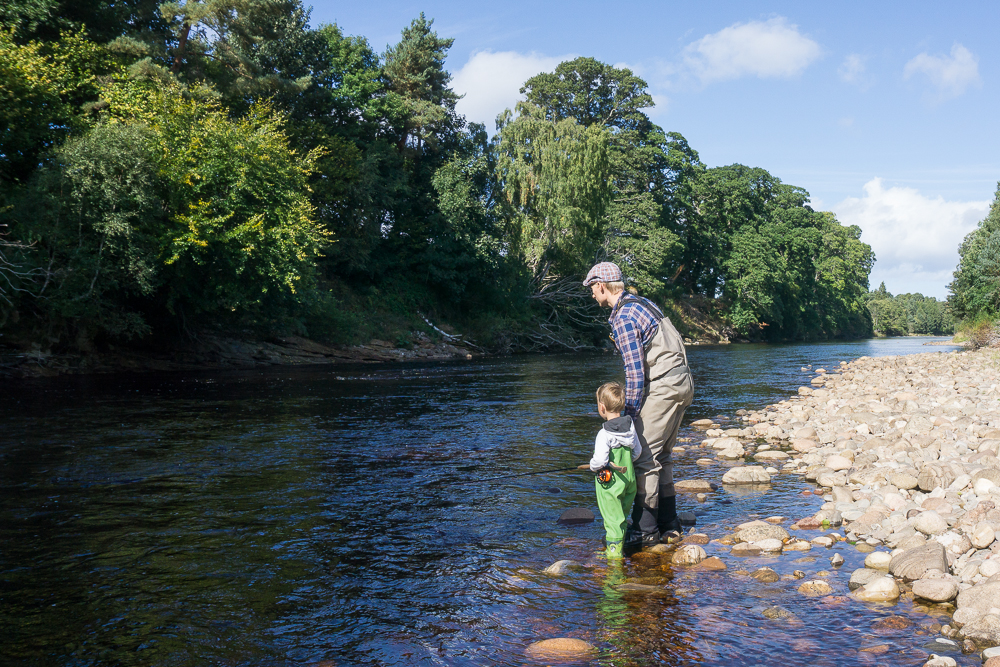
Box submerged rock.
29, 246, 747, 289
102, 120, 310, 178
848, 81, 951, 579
722, 466, 771, 484
525, 638, 598, 661
543, 560, 582, 575
849, 568, 881, 591
853, 576, 901, 602
556, 508, 595, 525
798, 580, 833, 596
733, 520, 789, 543
672, 545, 706, 565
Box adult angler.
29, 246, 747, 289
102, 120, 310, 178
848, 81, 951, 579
584, 262, 694, 546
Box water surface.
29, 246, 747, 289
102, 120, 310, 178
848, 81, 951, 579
0, 337, 969, 666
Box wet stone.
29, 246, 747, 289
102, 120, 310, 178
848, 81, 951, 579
871, 615, 913, 633
525, 638, 598, 661
543, 560, 582, 575
695, 556, 727, 571
556, 508, 595, 525
798, 580, 834, 596
762, 605, 794, 620
751, 567, 780, 583
732, 543, 762, 557
849, 568, 882, 591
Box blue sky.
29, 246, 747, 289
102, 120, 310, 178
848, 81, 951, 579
309, 1, 1000, 299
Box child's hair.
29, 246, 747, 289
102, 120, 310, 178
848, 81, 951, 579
596, 381, 626, 414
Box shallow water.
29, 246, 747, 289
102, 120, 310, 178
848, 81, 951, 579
0, 337, 972, 666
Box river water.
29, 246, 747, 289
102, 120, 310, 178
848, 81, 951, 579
0, 337, 970, 666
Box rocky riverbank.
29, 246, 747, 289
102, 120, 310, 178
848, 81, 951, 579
698, 348, 1000, 663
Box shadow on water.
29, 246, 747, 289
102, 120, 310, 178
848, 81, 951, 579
0, 337, 967, 666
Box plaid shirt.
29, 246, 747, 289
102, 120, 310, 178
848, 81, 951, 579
609, 295, 662, 417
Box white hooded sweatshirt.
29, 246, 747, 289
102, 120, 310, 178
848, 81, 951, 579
589, 415, 642, 472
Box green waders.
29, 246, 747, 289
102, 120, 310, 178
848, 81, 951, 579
595, 445, 637, 544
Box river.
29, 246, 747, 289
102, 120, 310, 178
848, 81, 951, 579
0, 337, 968, 666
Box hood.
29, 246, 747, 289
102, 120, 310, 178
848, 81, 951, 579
602, 415, 636, 446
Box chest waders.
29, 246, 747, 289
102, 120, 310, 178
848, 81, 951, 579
617, 296, 694, 540
595, 444, 636, 557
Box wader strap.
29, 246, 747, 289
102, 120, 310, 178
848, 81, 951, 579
649, 364, 690, 383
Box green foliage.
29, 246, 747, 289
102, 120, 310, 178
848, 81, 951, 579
521, 58, 683, 297
7, 78, 328, 343
0, 30, 104, 184
0, 19, 882, 352
949, 183, 1000, 320
496, 103, 611, 282
383, 13, 461, 154
866, 282, 953, 336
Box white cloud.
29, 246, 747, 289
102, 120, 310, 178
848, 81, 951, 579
904, 43, 981, 100
832, 178, 990, 298
838, 54, 870, 86
682, 17, 821, 83
451, 51, 572, 129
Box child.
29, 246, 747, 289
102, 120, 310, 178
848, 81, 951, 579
590, 381, 641, 559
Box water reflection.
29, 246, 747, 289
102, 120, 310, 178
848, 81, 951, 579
0, 337, 964, 666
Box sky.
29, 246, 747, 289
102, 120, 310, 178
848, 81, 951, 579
308, 1, 1000, 300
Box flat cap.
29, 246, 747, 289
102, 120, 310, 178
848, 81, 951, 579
583, 262, 623, 286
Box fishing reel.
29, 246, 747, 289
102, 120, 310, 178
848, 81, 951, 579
597, 468, 614, 484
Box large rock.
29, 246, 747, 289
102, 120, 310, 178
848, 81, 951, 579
956, 582, 1000, 620
890, 473, 919, 490
865, 552, 893, 570
798, 580, 833, 596
912, 579, 959, 602
918, 463, 960, 492
674, 479, 716, 493
825, 455, 853, 471
711, 437, 743, 450
853, 576, 901, 602
911, 511, 948, 536
672, 544, 707, 565
754, 450, 790, 461
525, 638, 598, 661
722, 466, 771, 484
961, 614, 1000, 644
543, 560, 582, 575
888, 542, 949, 581
849, 568, 881, 591
733, 520, 789, 543
791, 439, 819, 452
973, 523, 997, 549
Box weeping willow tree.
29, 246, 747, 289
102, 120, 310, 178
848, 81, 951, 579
495, 102, 611, 285
494, 102, 611, 348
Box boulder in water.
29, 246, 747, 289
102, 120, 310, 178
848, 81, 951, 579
524, 638, 598, 662
556, 508, 594, 525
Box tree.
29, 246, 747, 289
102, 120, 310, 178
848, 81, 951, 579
382, 13, 461, 155
0, 30, 103, 184
949, 183, 1000, 319
10, 76, 330, 343
521, 58, 682, 295
495, 103, 611, 283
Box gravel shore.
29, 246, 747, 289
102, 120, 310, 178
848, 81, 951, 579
707, 348, 1000, 656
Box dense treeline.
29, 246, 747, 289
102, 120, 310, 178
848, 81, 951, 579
865, 283, 953, 337
949, 185, 1000, 322
0, 0, 875, 354
948, 184, 1000, 347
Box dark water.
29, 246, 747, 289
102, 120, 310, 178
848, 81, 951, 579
0, 337, 969, 666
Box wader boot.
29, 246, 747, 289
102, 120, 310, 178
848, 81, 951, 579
627, 297, 694, 542
658, 494, 682, 537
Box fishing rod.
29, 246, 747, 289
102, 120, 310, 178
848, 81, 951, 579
444, 462, 628, 485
